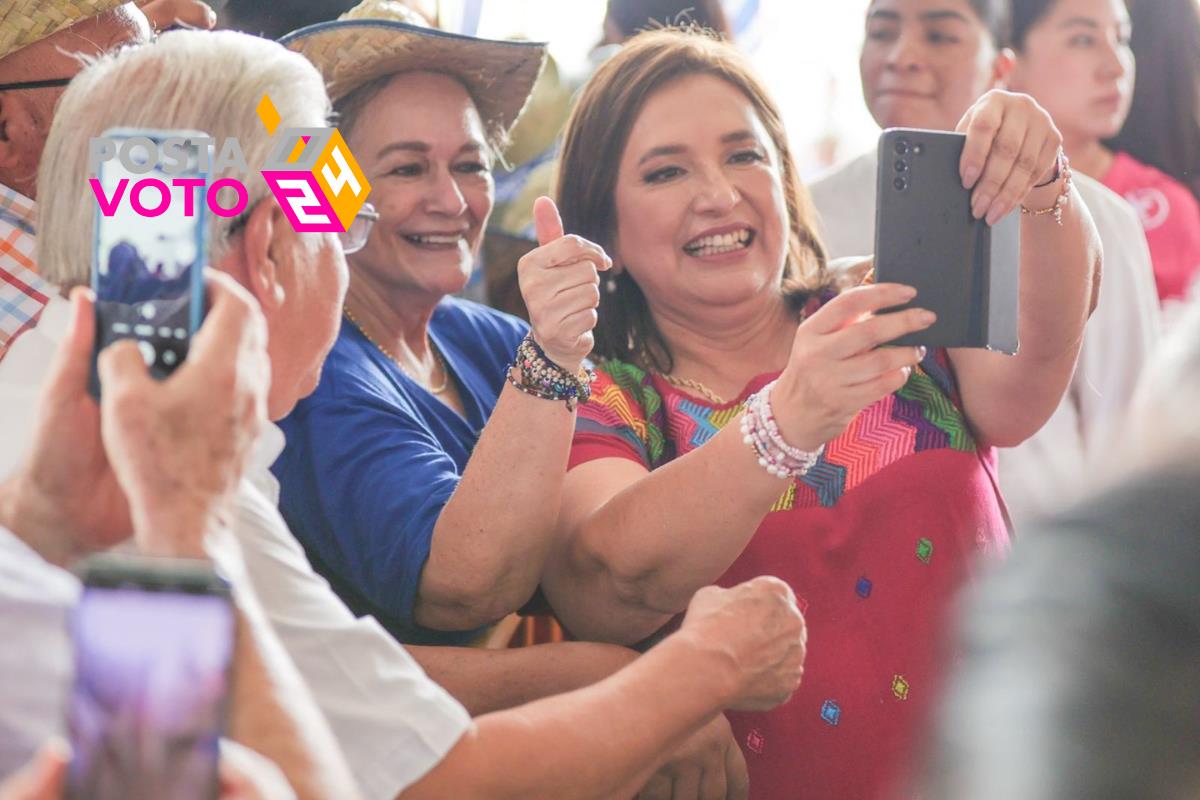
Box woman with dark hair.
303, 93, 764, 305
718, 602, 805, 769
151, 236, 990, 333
1106, 0, 1200, 206
541, 26, 1100, 799
1008, 0, 1200, 304
603, 0, 733, 43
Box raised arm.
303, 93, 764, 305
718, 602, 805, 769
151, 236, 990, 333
543, 284, 935, 643
943, 90, 1103, 447
415, 197, 611, 629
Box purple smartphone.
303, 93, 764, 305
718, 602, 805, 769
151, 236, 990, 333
66, 555, 234, 800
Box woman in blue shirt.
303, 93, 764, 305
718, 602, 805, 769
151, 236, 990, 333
275, 13, 610, 644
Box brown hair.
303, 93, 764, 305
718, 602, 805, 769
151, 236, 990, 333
556, 28, 828, 373
1106, 0, 1200, 204
605, 0, 734, 41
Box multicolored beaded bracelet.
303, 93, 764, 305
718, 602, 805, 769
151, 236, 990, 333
739, 380, 824, 479
506, 333, 595, 411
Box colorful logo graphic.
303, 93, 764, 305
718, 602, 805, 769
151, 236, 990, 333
256, 95, 370, 233
87, 93, 371, 235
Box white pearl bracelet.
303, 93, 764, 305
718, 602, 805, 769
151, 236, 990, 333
739, 380, 824, 479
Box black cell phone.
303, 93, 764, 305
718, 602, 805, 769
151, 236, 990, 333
873, 128, 1020, 353
90, 128, 209, 397
66, 554, 235, 800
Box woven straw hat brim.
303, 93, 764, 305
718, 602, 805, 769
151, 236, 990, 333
280, 20, 546, 142
0, 0, 128, 62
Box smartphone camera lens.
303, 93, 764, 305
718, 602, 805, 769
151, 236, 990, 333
893, 176, 908, 191
894, 159, 908, 172
894, 139, 910, 155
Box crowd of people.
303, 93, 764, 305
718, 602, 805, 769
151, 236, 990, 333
0, 0, 1198, 798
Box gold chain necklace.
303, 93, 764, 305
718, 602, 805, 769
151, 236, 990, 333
343, 306, 449, 394
656, 372, 727, 405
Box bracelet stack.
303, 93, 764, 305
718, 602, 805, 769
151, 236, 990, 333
739, 380, 824, 479
506, 333, 595, 411
1020, 150, 1072, 226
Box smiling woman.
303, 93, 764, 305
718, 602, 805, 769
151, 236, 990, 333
339, 71, 494, 308
540, 25, 1101, 798
271, 9, 620, 649
559, 35, 827, 376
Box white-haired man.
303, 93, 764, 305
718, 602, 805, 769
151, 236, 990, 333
3, 26, 807, 800
0, 271, 361, 799
0, 0, 215, 363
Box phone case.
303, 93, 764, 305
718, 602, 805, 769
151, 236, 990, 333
67, 554, 233, 800
89, 128, 210, 396
76, 552, 231, 595
873, 128, 1019, 353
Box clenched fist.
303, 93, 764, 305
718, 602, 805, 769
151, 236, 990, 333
678, 577, 807, 712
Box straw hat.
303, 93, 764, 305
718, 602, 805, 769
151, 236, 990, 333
0, 0, 128, 62
280, 0, 547, 144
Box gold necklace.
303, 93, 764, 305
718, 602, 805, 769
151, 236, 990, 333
343, 306, 449, 394
657, 372, 727, 405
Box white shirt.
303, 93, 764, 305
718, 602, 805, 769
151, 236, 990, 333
809, 151, 1162, 525
0, 526, 78, 777
0, 533, 295, 800
0, 304, 470, 799
222, 425, 469, 800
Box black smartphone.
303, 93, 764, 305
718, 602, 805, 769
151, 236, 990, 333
90, 128, 209, 397
66, 554, 235, 800
873, 128, 1020, 352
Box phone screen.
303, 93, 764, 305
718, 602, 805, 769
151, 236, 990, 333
92, 131, 207, 383
66, 585, 234, 800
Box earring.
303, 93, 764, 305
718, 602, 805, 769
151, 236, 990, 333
604, 274, 619, 294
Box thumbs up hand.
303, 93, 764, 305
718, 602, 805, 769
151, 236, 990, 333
516, 196, 612, 373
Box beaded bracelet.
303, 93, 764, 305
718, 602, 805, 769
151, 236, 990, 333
1021, 152, 1073, 226
739, 380, 824, 479
506, 333, 595, 411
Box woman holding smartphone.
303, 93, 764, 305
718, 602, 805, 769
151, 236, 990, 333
539, 28, 1100, 799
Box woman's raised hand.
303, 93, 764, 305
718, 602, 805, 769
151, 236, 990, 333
770, 282, 935, 451
956, 89, 1064, 226
517, 196, 612, 372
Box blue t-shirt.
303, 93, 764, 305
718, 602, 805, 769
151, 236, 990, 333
273, 297, 528, 645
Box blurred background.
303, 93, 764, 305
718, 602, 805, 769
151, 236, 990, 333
423, 0, 878, 177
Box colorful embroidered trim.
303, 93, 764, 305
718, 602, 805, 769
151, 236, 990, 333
579, 351, 977, 509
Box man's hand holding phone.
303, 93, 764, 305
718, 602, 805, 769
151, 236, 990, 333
1, 270, 268, 565
2, 287, 132, 566
97, 269, 269, 558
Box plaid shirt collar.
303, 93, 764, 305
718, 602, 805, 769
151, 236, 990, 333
0, 183, 48, 362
